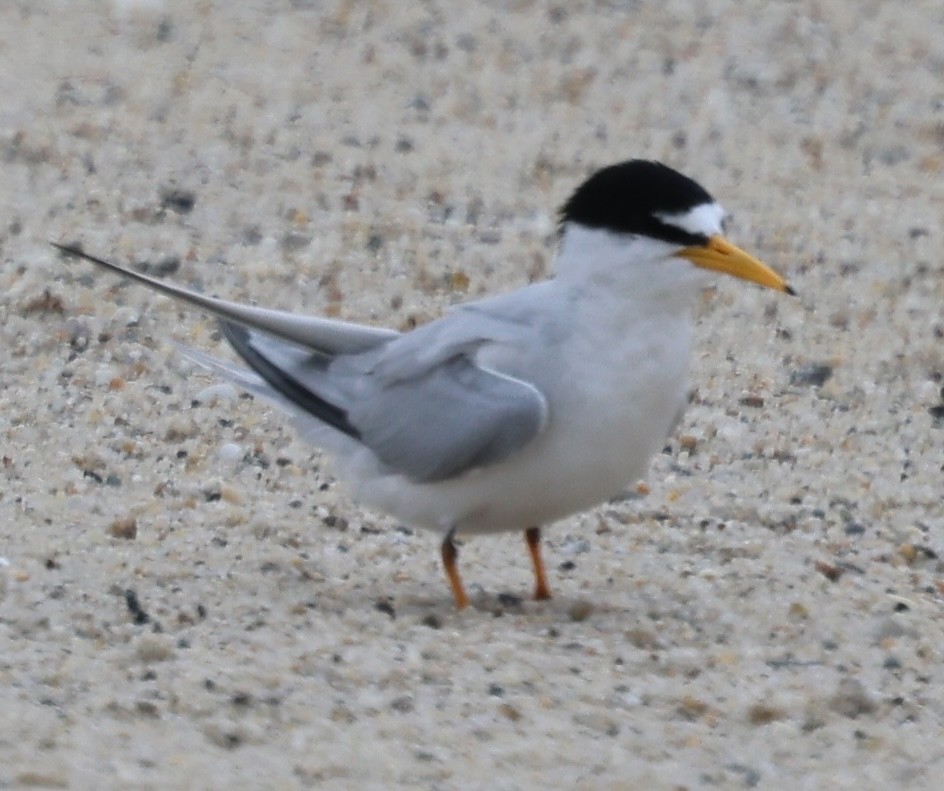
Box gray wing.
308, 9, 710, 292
223, 322, 549, 483
347, 355, 547, 482
53, 243, 398, 354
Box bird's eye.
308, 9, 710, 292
720, 215, 731, 235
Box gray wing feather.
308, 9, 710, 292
235, 329, 549, 483
346, 356, 547, 482
53, 243, 397, 354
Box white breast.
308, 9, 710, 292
352, 280, 695, 536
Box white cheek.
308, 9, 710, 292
655, 203, 724, 237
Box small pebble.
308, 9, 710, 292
677, 696, 711, 721
748, 702, 786, 725
219, 484, 244, 505
202, 723, 244, 750
124, 589, 150, 625
390, 695, 414, 713
499, 703, 522, 722
789, 364, 834, 387
217, 443, 243, 465
829, 678, 877, 718
107, 517, 137, 540
739, 394, 765, 408
160, 188, 196, 214
814, 560, 843, 582
572, 711, 619, 736
193, 383, 239, 406
134, 633, 176, 663
788, 601, 809, 619
569, 600, 594, 622
421, 613, 442, 629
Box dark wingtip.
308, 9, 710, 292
51, 241, 80, 256
218, 319, 361, 441
51, 241, 109, 269
218, 319, 251, 348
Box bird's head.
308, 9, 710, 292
556, 159, 793, 297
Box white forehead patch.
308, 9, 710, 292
655, 202, 724, 237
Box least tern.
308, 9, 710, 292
55, 159, 792, 609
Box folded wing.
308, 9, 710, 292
222, 322, 548, 483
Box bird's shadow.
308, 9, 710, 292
353, 585, 626, 625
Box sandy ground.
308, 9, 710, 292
2, 1, 943, 788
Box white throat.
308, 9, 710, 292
554, 223, 713, 303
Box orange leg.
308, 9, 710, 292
441, 530, 470, 610
525, 526, 552, 601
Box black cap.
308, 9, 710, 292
560, 160, 715, 246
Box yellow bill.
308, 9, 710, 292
678, 236, 794, 295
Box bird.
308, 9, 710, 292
54, 159, 793, 610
